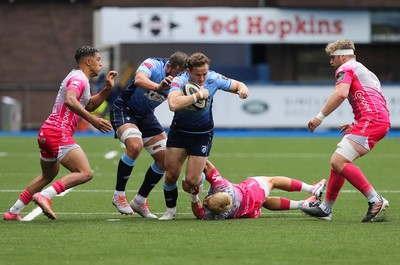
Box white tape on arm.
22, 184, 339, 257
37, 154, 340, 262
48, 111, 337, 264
316, 111, 326, 121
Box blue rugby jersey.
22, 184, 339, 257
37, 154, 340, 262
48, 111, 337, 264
169, 71, 232, 133
116, 57, 170, 117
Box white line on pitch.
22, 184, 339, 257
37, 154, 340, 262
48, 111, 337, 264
22, 188, 73, 221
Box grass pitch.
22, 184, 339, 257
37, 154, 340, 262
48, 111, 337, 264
0, 134, 399, 265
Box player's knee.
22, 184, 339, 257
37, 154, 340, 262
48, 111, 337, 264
332, 137, 360, 171
119, 128, 142, 147
184, 175, 200, 187
80, 169, 94, 183
125, 141, 143, 157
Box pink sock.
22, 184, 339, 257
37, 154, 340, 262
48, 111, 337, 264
289, 179, 302, 192
325, 169, 345, 203
52, 180, 66, 194
340, 163, 372, 194
279, 197, 291, 210
19, 189, 33, 205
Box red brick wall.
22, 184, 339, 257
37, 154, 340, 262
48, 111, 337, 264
0, 2, 93, 84
0, 0, 399, 129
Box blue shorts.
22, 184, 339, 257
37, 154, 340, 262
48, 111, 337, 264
167, 128, 213, 157
110, 102, 164, 139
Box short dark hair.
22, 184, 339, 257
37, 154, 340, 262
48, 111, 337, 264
187, 52, 210, 71
75, 46, 98, 64
169, 51, 188, 69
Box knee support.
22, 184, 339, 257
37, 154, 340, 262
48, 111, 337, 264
144, 139, 167, 155
335, 137, 360, 162
119, 128, 142, 144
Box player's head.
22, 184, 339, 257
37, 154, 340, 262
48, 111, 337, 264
187, 52, 210, 86
325, 39, 355, 70
203, 192, 233, 213
75, 46, 99, 64
166, 51, 188, 77
75, 46, 102, 77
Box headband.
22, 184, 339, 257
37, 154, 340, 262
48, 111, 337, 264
331, 49, 354, 56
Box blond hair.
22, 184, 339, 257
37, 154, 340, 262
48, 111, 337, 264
206, 192, 233, 213
325, 39, 355, 56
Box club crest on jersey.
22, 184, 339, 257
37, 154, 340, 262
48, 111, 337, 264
336, 71, 345, 81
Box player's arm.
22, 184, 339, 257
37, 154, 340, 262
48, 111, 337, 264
135, 71, 173, 91
65, 89, 112, 133
228, 79, 249, 99
167, 90, 203, 111
86, 70, 118, 112
191, 199, 204, 219
308, 83, 350, 133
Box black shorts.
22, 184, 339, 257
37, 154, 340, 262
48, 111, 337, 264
167, 128, 213, 157
110, 104, 164, 139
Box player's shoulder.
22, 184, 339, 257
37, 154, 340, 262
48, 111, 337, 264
138, 57, 165, 71
171, 72, 189, 87
66, 70, 89, 87
208, 70, 231, 82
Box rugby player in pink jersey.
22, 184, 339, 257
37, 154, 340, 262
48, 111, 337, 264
300, 39, 390, 222
3, 46, 118, 221
182, 160, 326, 220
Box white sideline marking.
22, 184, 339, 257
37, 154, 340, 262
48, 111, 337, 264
22, 207, 43, 221
22, 188, 73, 221
104, 150, 118, 159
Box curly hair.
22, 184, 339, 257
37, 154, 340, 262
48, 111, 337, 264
325, 39, 355, 56
206, 192, 233, 213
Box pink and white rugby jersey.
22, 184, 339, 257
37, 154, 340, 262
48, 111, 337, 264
335, 59, 390, 123
42, 69, 91, 135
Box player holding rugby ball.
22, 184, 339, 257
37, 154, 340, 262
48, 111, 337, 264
159, 52, 249, 220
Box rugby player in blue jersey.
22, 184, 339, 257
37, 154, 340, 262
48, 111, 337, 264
159, 52, 250, 220
110, 51, 188, 218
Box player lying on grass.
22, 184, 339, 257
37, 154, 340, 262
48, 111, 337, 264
182, 160, 326, 220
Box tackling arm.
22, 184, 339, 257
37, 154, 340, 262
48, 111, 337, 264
134, 71, 173, 91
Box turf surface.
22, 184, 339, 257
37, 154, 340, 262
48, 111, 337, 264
0, 135, 398, 265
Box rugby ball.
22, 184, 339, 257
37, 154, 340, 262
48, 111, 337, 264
182, 82, 208, 111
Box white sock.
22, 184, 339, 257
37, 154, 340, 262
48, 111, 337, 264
41, 186, 57, 199
301, 183, 314, 193
9, 199, 26, 214
113, 190, 125, 198
319, 201, 333, 213
134, 194, 146, 204
367, 192, 380, 203
166, 207, 176, 213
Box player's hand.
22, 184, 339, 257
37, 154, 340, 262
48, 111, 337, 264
199, 86, 209, 99
157, 75, 173, 91
339, 123, 352, 134
105, 70, 118, 90
308, 117, 322, 133
237, 87, 249, 99
93, 117, 113, 133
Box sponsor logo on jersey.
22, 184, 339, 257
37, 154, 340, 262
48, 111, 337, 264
70, 80, 81, 88
336, 71, 345, 81
143, 62, 153, 69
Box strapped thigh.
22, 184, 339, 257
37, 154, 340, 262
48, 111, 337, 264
335, 136, 360, 162
144, 139, 167, 155
119, 127, 142, 144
